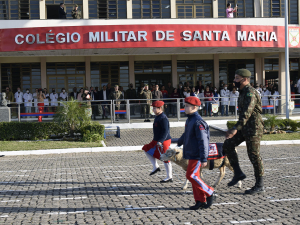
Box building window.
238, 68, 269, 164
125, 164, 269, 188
46, 62, 85, 75
218, 0, 254, 18
177, 60, 213, 87
91, 62, 129, 90
177, 0, 212, 18
263, 0, 298, 24
132, 0, 170, 19
219, 59, 255, 86
89, 0, 127, 19
1, 63, 41, 93
46, 0, 82, 20
0, 0, 40, 20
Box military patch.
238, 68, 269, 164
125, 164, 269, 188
247, 93, 253, 97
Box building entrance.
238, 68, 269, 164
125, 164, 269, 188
48, 75, 85, 94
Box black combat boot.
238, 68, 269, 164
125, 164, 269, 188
189, 201, 206, 210
228, 164, 246, 187
244, 176, 265, 195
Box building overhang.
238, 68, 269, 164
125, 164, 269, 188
0, 18, 299, 57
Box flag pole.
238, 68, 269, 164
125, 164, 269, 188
285, 0, 290, 119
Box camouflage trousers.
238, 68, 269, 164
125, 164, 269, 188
223, 130, 264, 177
143, 104, 150, 119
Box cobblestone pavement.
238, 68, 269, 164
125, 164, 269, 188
0, 145, 299, 224
105, 128, 225, 146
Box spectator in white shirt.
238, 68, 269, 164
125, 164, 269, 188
60, 88, 68, 101
23, 88, 33, 116
32, 88, 39, 113
229, 87, 239, 115
50, 88, 58, 112
270, 87, 280, 114
14, 87, 24, 114
220, 84, 230, 116
261, 86, 270, 114
43, 88, 50, 117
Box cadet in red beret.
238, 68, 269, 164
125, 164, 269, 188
177, 96, 215, 210
142, 100, 173, 183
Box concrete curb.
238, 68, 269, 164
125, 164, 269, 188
1, 140, 300, 156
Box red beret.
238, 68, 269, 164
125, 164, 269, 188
152, 101, 164, 107
185, 96, 201, 106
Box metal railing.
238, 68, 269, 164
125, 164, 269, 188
4, 94, 300, 123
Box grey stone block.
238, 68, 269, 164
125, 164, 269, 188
0, 107, 11, 122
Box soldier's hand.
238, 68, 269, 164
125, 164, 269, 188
201, 162, 207, 168
226, 128, 237, 139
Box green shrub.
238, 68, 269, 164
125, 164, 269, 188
281, 119, 299, 132
227, 121, 237, 130
0, 122, 68, 141
0, 122, 105, 142
264, 114, 284, 131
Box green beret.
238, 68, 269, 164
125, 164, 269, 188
75, 4, 78, 7
114, 84, 119, 87
235, 69, 251, 77
144, 84, 148, 86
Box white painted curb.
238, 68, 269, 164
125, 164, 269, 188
1, 141, 300, 156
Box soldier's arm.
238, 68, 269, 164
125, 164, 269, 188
234, 89, 258, 130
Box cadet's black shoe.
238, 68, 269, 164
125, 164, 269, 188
147, 119, 151, 122
160, 178, 173, 183
144, 119, 147, 122
228, 173, 246, 187
244, 186, 265, 195
149, 167, 161, 176
189, 201, 206, 210
205, 192, 216, 208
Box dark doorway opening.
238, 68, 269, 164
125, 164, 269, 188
47, 5, 60, 19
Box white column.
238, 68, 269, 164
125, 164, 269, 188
213, 0, 218, 18
255, 55, 263, 85
129, 56, 135, 85
171, 0, 176, 18
41, 57, 46, 88
127, 0, 132, 19
171, 55, 177, 87
39, 0, 46, 19
279, 52, 289, 113
254, 0, 262, 18
85, 56, 91, 88
83, 0, 89, 19
262, 58, 265, 85
214, 54, 219, 89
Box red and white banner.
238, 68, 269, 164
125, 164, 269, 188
0, 24, 298, 52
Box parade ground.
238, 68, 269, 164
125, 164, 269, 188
0, 130, 299, 224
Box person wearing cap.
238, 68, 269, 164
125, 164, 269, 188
140, 84, 152, 122
223, 69, 265, 195
142, 101, 173, 183
177, 96, 215, 210
71, 4, 81, 19
109, 85, 123, 121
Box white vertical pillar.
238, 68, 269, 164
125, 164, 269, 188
255, 55, 263, 85
261, 0, 264, 17
279, 52, 289, 113
171, 55, 177, 87
214, 54, 219, 89
171, 0, 176, 18
83, 0, 89, 19
129, 56, 135, 85
0, 62, 2, 92
254, 0, 261, 18
213, 0, 218, 18
41, 57, 46, 88
85, 56, 91, 88
262, 58, 265, 85
127, 0, 132, 19
39, 0, 46, 19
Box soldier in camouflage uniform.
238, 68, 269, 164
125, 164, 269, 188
109, 85, 123, 121
140, 84, 152, 122
223, 69, 265, 195
71, 4, 81, 19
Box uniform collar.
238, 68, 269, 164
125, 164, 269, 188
187, 111, 198, 118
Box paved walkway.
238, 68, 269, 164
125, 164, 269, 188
105, 128, 226, 146
0, 145, 299, 224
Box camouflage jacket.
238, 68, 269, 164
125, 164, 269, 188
140, 90, 152, 105
109, 91, 123, 104
234, 84, 264, 136
71, 9, 81, 19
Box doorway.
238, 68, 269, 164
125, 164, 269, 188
48, 76, 85, 94
46, 5, 60, 19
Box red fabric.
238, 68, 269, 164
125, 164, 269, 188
152, 100, 164, 107
186, 159, 214, 203
291, 92, 295, 99
185, 96, 201, 106
204, 91, 213, 101
37, 103, 44, 122
142, 139, 171, 163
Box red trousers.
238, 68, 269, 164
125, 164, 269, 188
186, 159, 214, 203
37, 103, 44, 122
